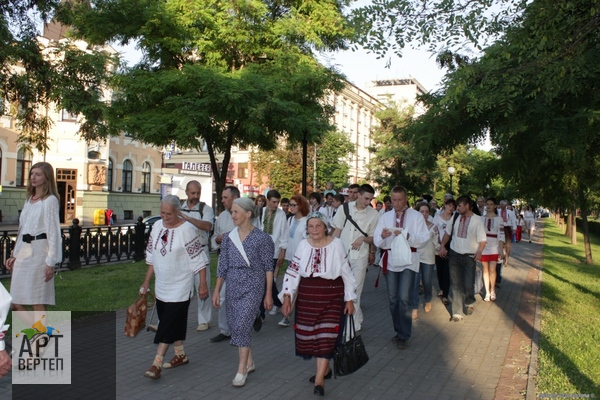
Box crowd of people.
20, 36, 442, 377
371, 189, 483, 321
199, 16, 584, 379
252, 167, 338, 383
0, 168, 538, 393
135, 181, 538, 396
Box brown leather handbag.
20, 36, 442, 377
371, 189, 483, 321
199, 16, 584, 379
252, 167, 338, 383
124, 291, 156, 337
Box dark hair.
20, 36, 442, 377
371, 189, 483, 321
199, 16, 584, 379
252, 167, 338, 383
484, 197, 499, 215
376, 201, 383, 206
391, 186, 408, 195
224, 185, 240, 198
266, 189, 281, 200
348, 183, 360, 190
444, 199, 457, 208
325, 192, 334, 199
254, 194, 266, 205
290, 195, 310, 216
358, 184, 375, 195
414, 201, 430, 212
383, 195, 391, 203
309, 192, 322, 204
333, 193, 345, 203
456, 195, 473, 209
280, 197, 290, 204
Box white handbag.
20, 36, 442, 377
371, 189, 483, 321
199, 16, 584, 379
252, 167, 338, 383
390, 230, 412, 267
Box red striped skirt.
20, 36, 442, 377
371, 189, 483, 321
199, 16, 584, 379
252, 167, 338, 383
294, 276, 344, 359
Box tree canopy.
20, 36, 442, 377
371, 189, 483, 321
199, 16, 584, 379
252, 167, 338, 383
61, 0, 354, 199
0, 1, 114, 151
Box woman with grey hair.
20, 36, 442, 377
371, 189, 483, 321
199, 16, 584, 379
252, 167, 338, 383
140, 195, 210, 380
212, 197, 275, 387
279, 212, 357, 397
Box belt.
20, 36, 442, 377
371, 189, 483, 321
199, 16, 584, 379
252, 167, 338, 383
22, 233, 47, 243
486, 234, 497, 238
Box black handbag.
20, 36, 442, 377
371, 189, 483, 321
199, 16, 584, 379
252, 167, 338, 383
333, 315, 369, 377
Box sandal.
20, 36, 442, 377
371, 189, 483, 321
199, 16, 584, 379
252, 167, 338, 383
490, 292, 496, 301
143, 364, 161, 380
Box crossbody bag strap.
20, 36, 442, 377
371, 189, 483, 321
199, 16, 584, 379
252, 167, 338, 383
229, 227, 250, 266
342, 203, 368, 237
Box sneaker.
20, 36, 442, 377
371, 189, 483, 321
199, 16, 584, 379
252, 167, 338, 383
210, 333, 231, 343
268, 306, 279, 316
162, 354, 189, 369
196, 323, 209, 331
278, 317, 290, 327
466, 305, 474, 316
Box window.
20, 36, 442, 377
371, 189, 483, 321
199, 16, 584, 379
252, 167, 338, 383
88, 150, 101, 159
141, 162, 151, 193
62, 110, 78, 122
16, 148, 32, 187
122, 160, 132, 192
124, 210, 133, 220
107, 158, 114, 191
238, 163, 248, 179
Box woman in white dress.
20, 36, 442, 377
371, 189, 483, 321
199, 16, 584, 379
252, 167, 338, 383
480, 197, 505, 301
524, 205, 536, 243
6, 162, 61, 318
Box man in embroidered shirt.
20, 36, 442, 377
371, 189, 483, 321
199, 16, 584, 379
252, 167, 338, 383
332, 184, 379, 332
209, 186, 239, 343
180, 180, 215, 331
439, 196, 487, 321
260, 190, 288, 318
373, 186, 429, 349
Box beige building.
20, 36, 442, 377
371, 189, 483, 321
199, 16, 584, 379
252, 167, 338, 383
0, 36, 163, 226
365, 78, 428, 115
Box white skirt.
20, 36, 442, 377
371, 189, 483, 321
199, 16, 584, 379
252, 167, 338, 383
10, 239, 55, 305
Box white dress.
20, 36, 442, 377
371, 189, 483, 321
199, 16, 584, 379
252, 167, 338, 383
11, 196, 62, 305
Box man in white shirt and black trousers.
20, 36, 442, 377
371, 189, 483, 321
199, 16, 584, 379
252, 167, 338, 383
439, 195, 487, 322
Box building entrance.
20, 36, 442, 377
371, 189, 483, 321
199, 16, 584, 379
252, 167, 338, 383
56, 168, 77, 223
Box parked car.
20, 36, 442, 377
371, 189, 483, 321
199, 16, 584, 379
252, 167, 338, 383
142, 215, 160, 233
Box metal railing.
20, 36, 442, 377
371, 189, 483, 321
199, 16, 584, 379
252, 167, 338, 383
0, 217, 150, 275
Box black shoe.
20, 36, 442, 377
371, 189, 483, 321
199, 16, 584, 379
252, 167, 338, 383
210, 333, 231, 343
314, 385, 325, 396
396, 339, 408, 349
309, 369, 332, 383
466, 306, 474, 316
253, 316, 263, 332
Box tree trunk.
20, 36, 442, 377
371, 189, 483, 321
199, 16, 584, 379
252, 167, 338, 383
570, 208, 577, 245
565, 209, 572, 237
581, 210, 593, 264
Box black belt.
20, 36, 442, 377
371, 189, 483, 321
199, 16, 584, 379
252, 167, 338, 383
22, 233, 47, 243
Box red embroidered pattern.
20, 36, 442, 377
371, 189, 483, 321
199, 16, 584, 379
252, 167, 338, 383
457, 216, 470, 238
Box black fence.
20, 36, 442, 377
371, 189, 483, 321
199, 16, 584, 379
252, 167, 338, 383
0, 217, 151, 276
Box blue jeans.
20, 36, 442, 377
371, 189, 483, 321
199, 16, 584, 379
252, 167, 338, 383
385, 269, 416, 340
448, 250, 476, 316
411, 262, 435, 309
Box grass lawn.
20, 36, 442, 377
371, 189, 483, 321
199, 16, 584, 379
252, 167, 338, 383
1, 253, 219, 315
537, 219, 600, 397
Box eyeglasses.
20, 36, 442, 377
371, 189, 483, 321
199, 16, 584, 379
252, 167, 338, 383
289, 203, 298, 207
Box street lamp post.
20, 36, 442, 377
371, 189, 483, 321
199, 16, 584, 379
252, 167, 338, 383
448, 166, 456, 194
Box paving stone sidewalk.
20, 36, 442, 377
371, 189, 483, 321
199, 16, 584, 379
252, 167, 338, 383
115, 227, 544, 400
0, 222, 544, 399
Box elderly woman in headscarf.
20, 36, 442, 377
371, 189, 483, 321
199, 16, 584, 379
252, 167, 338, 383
279, 212, 357, 397
212, 197, 275, 388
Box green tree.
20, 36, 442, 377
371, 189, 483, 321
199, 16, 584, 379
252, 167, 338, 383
397, 0, 600, 263
0, 1, 115, 151
315, 130, 354, 191
61, 0, 353, 206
